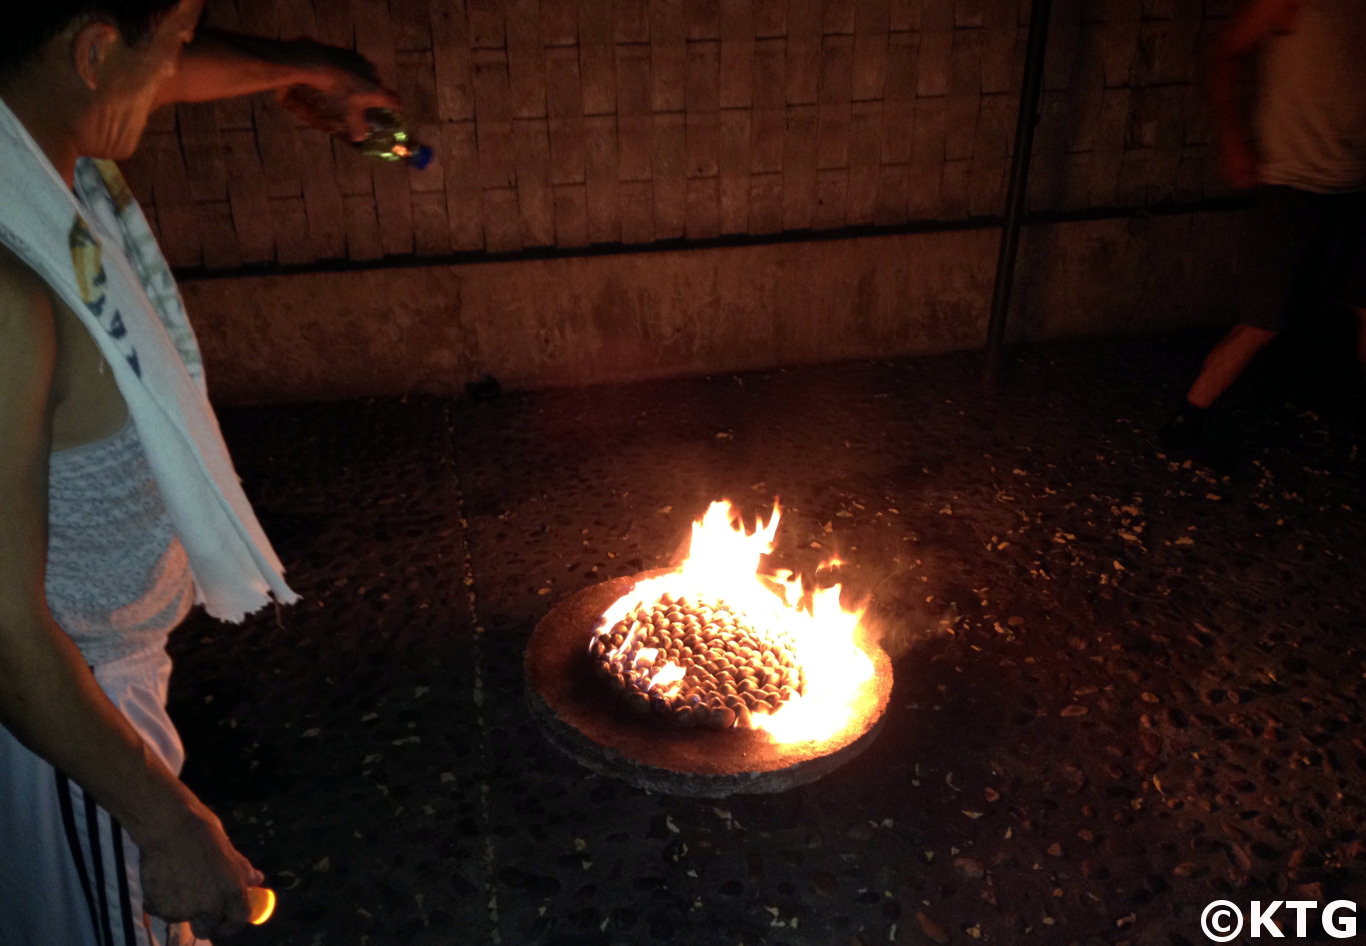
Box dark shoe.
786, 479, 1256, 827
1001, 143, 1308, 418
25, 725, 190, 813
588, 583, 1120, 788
465, 374, 502, 402
1160, 405, 1207, 452
1160, 403, 1235, 472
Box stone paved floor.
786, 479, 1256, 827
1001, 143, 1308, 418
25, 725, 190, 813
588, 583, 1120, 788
167, 332, 1366, 946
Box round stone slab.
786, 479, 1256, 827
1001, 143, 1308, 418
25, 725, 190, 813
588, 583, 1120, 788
525, 570, 894, 797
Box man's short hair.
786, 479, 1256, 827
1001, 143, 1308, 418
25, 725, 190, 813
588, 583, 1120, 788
1, 2, 184, 77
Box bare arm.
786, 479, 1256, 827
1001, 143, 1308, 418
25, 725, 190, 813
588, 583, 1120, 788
1209, 0, 1305, 188
156, 29, 399, 141
0, 251, 259, 939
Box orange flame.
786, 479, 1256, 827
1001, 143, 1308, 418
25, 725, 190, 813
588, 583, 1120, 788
594, 500, 876, 744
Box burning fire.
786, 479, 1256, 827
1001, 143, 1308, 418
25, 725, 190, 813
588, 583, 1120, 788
592, 500, 877, 745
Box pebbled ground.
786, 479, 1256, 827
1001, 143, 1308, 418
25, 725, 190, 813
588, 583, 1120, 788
168, 331, 1366, 946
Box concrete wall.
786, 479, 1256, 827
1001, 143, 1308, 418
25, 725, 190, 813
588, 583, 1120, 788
182, 208, 1240, 404
146, 0, 1241, 403
126, 0, 1231, 270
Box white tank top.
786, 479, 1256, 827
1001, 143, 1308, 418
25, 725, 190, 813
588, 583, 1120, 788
46, 418, 194, 666
1255, 0, 1366, 193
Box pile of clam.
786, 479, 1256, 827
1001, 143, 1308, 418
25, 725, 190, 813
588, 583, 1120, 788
589, 591, 807, 730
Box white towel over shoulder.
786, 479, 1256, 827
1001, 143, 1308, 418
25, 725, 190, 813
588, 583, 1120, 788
0, 97, 297, 622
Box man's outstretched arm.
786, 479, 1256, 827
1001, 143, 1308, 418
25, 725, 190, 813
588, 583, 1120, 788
155, 29, 399, 141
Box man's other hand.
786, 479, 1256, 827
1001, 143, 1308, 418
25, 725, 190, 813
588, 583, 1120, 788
138, 804, 265, 941
1218, 129, 1259, 190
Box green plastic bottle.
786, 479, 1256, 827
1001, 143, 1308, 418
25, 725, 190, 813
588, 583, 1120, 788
282, 86, 433, 169
354, 108, 433, 168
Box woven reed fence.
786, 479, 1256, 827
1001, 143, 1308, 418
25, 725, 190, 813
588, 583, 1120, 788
120, 0, 1230, 271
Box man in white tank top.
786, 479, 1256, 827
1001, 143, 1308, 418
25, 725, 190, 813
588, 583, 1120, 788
0, 4, 398, 943
1162, 0, 1366, 460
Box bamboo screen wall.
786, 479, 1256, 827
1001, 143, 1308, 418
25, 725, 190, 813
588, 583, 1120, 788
120, 0, 1231, 271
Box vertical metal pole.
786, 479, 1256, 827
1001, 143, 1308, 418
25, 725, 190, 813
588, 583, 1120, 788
982, 0, 1053, 394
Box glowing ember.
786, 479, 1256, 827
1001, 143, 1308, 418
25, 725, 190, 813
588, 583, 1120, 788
590, 500, 877, 745
248, 886, 276, 925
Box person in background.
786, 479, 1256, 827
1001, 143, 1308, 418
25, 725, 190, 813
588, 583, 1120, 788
1161, 0, 1366, 461
0, 2, 398, 942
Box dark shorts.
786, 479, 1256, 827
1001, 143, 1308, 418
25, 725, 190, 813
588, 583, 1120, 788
1240, 186, 1366, 331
